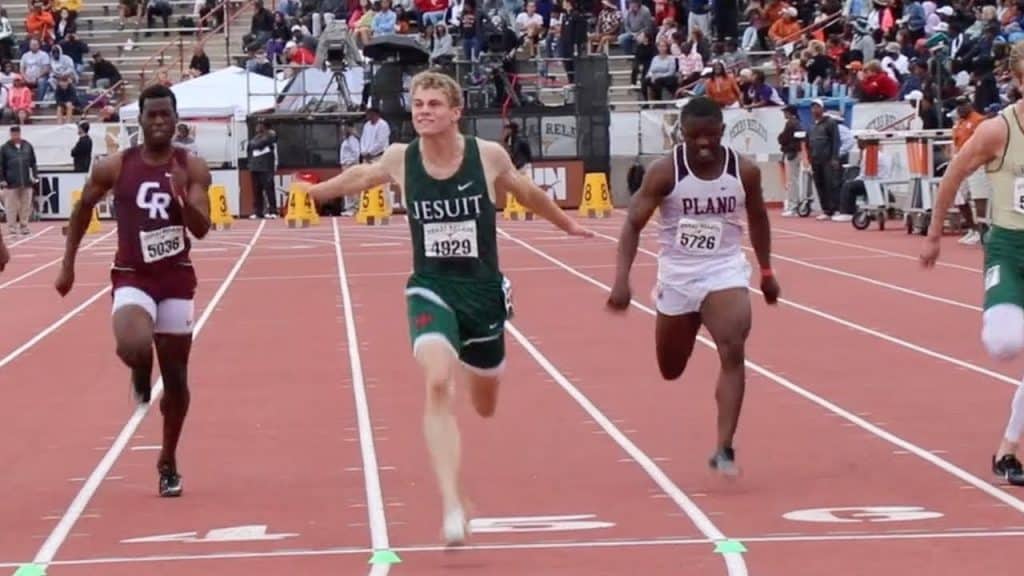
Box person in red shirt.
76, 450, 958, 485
951, 95, 991, 245
857, 60, 899, 101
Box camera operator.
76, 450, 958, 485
557, 0, 588, 84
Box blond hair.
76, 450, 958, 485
410, 71, 464, 109
1012, 40, 1024, 79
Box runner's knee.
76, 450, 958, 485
415, 335, 457, 401
982, 304, 1024, 360
715, 332, 746, 368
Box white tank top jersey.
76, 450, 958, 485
656, 144, 748, 282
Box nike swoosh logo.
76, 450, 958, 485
458, 182, 473, 191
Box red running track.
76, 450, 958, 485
1, 210, 1023, 575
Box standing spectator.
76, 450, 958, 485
778, 105, 803, 216
70, 121, 92, 172
0, 127, 38, 236
504, 122, 532, 175
0, 9, 13, 62
688, 0, 711, 39
337, 121, 361, 214
247, 119, 278, 219
359, 107, 392, 204
807, 99, 842, 220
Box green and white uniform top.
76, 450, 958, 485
987, 104, 1024, 231
404, 135, 501, 282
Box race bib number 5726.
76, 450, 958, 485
424, 220, 478, 258
677, 219, 722, 255
140, 226, 185, 263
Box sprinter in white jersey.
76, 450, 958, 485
609, 97, 780, 475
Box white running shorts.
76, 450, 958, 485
653, 254, 752, 316
112, 286, 195, 335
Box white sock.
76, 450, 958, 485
1005, 381, 1024, 444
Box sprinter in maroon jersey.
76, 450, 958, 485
55, 84, 211, 497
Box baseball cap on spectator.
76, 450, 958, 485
936, 5, 954, 16
811, 98, 825, 108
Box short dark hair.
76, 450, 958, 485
138, 83, 177, 115
680, 96, 723, 123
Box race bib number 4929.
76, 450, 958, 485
424, 220, 478, 258
677, 218, 722, 255
140, 226, 185, 263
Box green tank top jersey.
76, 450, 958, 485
404, 136, 501, 281
986, 104, 1024, 231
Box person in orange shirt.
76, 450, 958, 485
951, 95, 991, 245
768, 7, 802, 46
25, 2, 54, 43
702, 60, 742, 107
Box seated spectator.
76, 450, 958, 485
54, 9, 76, 42
744, 69, 784, 107
769, 6, 801, 45
59, 32, 89, 73
0, 9, 12, 63
143, 0, 174, 36
702, 60, 742, 107
630, 30, 653, 85
427, 23, 455, 62
8, 76, 34, 124
857, 59, 900, 100
188, 44, 211, 77
373, 0, 398, 35
19, 39, 51, 101
617, 0, 652, 55
674, 40, 704, 87
246, 46, 274, 77
244, 0, 275, 48
54, 0, 82, 21
517, 1, 546, 55
652, 0, 676, 26
27, 2, 55, 41
643, 39, 678, 100
417, 0, 448, 26
91, 52, 123, 92
354, 1, 378, 45
53, 72, 77, 123
655, 17, 677, 45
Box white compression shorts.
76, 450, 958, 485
653, 253, 752, 316
112, 286, 195, 335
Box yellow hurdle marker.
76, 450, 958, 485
577, 172, 613, 218
62, 189, 101, 235
503, 192, 533, 220
208, 184, 233, 230
285, 182, 320, 228
356, 185, 391, 225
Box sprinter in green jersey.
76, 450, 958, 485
305, 71, 592, 545
922, 41, 1024, 487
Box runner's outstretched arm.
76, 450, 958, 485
739, 156, 779, 304
56, 154, 119, 297
484, 141, 591, 237
306, 145, 400, 202
173, 154, 212, 239
921, 117, 1006, 267
607, 155, 673, 311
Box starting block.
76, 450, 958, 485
285, 183, 320, 228
62, 189, 101, 235
503, 192, 533, 220
356, 185, 392, 225
578, 172, 613, 218
208, 184, 233, 230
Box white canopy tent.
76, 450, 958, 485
119, 66, 279, 121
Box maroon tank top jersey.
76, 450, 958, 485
110, 146, 196, 301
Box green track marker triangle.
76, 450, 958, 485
714, 540, 747, 554
12, 564, 46, 576
369, 549, 402, 565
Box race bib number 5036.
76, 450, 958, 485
424, 220, 478, 258
140, 226, 185, 263
677, 218, 722, 255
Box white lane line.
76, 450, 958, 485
331, 218, 392, 576
23, 220, 266, 570
506, 320, 748, 576
0, 229, 116, 291
497, 227, 1024, 518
